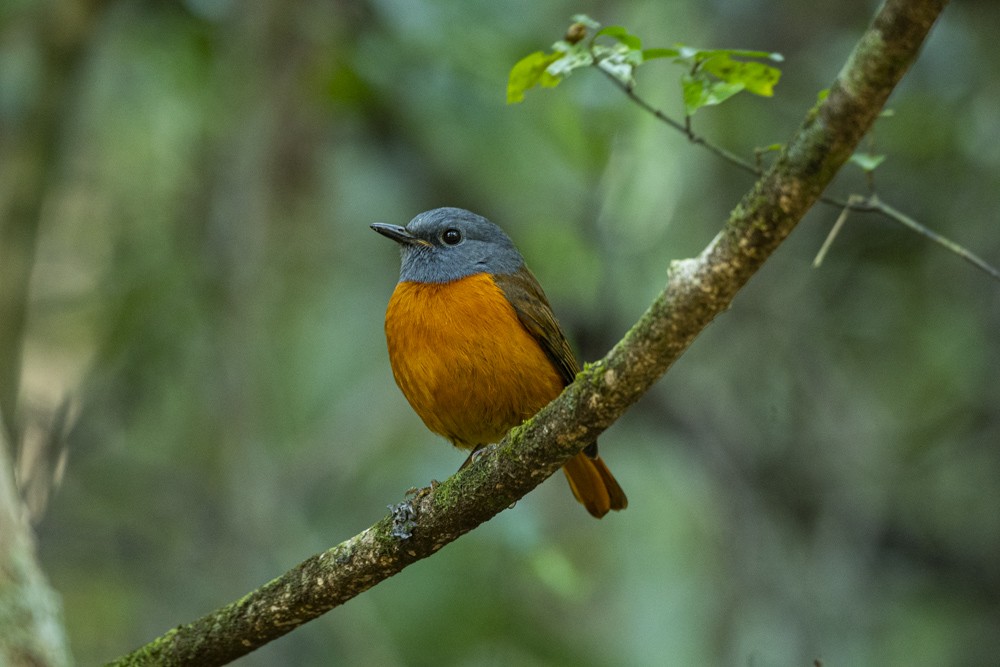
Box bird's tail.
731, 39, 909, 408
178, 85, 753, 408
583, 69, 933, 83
562, 451, 628, 518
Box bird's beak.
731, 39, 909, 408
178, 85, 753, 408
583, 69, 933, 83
370, 223, 431, 247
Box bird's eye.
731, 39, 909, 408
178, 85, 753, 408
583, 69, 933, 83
441, 228, 463, 246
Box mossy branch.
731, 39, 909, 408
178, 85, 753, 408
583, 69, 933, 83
106, 0, 949, 664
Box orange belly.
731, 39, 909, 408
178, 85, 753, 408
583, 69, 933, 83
385, 274, 565, 449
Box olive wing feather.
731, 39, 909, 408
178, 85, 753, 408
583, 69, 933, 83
491, 269, 580, 387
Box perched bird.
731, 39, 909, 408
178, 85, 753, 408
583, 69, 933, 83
371, 207, 626, 518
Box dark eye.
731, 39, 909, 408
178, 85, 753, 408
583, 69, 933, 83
441, 228, 462, 245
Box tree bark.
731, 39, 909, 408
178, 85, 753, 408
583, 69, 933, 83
0, 425, 71, 667
107, 0, 948, 664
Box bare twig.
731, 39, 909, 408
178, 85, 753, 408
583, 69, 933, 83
847, 195, 1000, 280
604, 71, 759, 175
814, 195, 864, 268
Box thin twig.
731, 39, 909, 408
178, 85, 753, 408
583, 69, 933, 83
603, 70, 759, 176
867, 196, 1000, 281
814, 195, 863, 268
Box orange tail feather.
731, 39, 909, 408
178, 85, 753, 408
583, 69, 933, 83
562, 451, 628, 518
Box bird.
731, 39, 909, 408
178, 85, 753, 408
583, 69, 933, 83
371, 207, 627, 518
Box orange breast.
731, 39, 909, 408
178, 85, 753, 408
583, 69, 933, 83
384, 274, 565, 449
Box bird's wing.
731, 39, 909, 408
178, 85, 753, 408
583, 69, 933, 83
491, 268, 580, 387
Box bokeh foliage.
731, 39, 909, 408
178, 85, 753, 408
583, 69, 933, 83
2, 0, 999, 665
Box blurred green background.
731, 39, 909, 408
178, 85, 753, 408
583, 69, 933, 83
3, 0, 999, 665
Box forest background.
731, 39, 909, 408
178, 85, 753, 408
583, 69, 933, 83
2, 0, 998, 665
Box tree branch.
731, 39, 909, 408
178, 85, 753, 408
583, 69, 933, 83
107, 0, 949, 664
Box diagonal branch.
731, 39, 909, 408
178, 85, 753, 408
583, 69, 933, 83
107, 0, 949, 664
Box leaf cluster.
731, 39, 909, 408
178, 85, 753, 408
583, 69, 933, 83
507, 14, 783, 116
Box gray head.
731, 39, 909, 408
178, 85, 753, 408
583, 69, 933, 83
371, 207, 525, 283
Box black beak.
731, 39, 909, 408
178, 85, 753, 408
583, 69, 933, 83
370, 223, 428, 246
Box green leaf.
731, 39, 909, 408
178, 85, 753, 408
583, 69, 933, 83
597, 25, 642, 50
850, 152, 887, 172
546, 43, 595, 78
713, 49, 784, 62
682, 74, 745, 115
681, 75, 706, 115
596, 48, 639, 87
673, 46, 783, 64
507, 51, 563, 104
641, 47, 680, 61
701, 53, 781, 97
